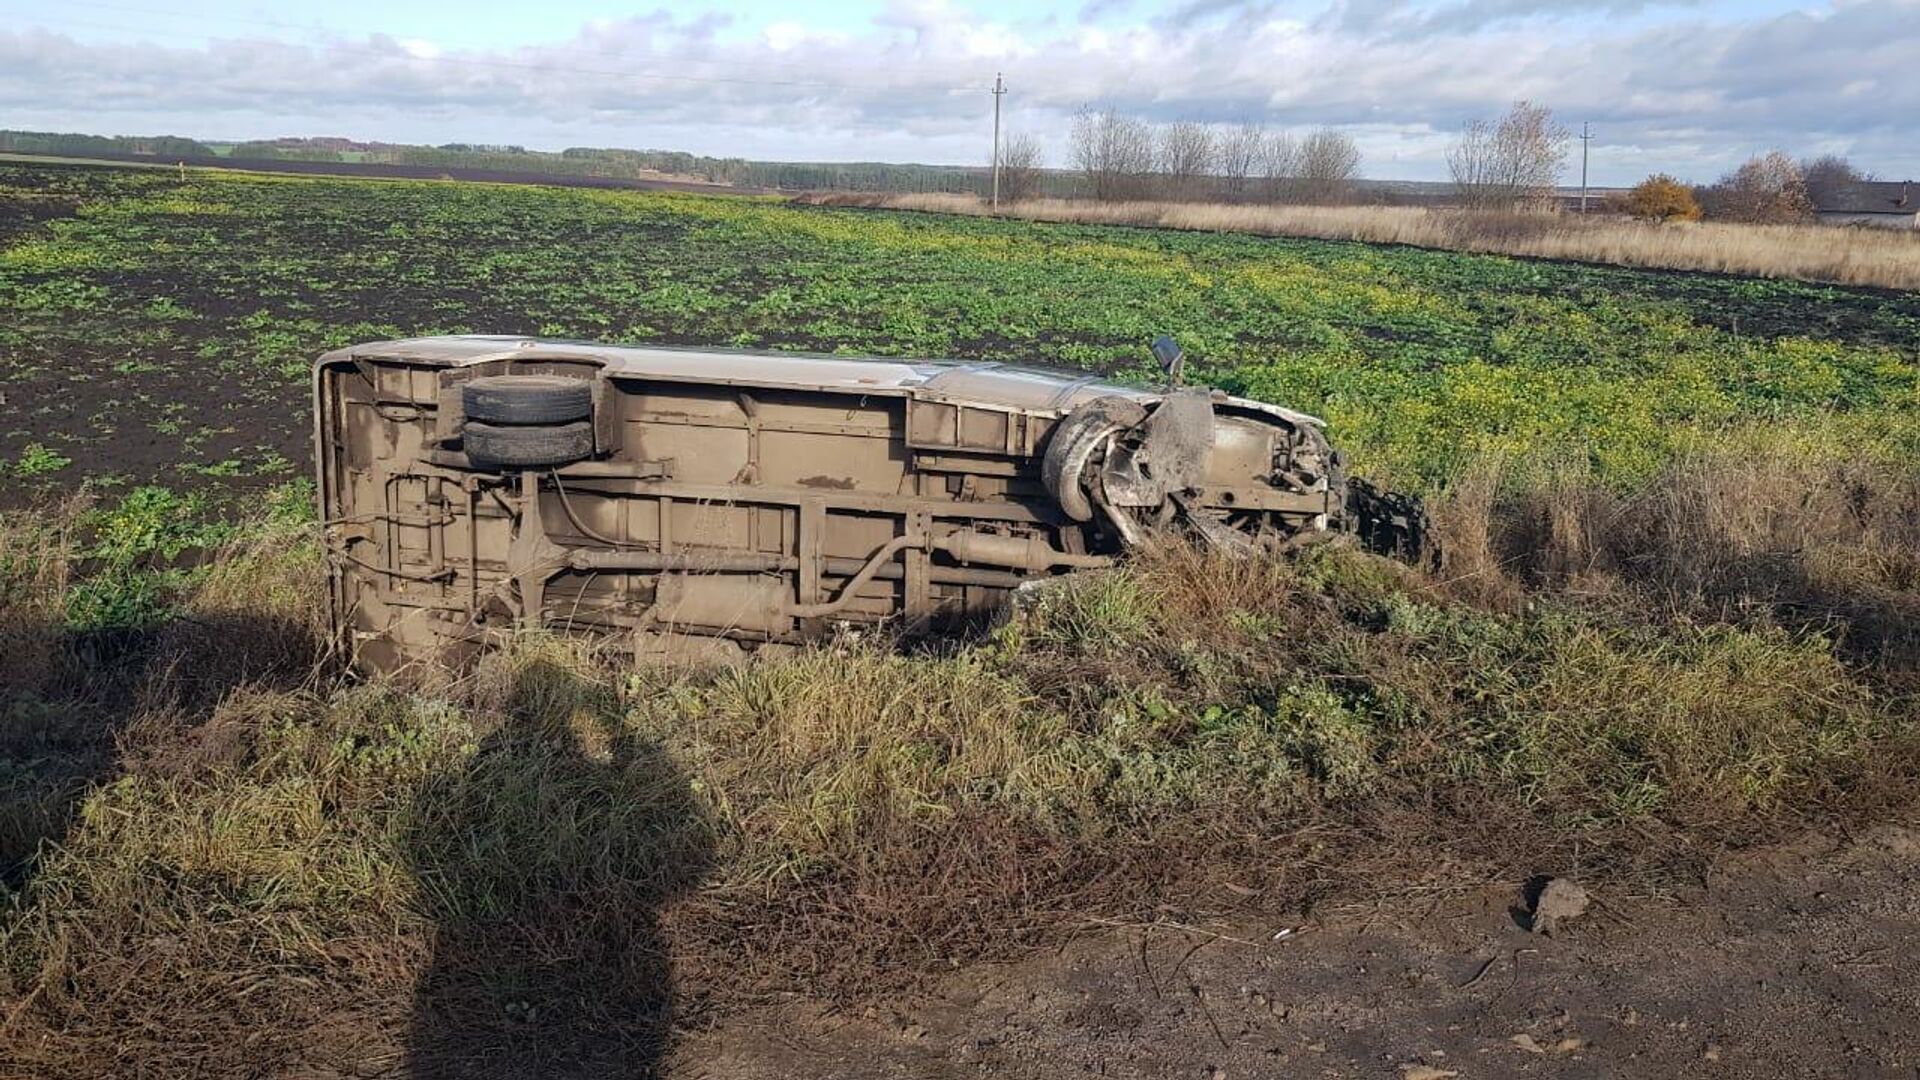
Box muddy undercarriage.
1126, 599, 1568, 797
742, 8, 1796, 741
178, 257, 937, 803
315, 336, 1422, 672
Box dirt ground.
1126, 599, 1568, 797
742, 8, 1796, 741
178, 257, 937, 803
672, 825, 1920, 1079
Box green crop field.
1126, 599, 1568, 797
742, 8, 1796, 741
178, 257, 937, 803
2, 160, 1918, 1077
3, 160, 1915, 506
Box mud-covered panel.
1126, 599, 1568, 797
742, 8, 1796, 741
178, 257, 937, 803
634, 424, 751, 484
759, 429, 907, 492
908, 400, 1017, 453
316, 339, 1390, 675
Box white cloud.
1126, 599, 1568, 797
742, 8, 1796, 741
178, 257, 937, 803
396, 37, 443, 60
1, 0, 1916, 183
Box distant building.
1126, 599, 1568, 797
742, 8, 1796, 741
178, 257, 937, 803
1814, 181, 1919, 228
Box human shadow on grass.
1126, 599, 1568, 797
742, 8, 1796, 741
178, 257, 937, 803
402, 656, 713, 1079
0, 609, 321, 896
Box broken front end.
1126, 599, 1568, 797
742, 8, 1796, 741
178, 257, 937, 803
315, 336, 1423, 672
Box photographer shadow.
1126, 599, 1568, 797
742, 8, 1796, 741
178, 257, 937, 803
402, 658, 712, 1079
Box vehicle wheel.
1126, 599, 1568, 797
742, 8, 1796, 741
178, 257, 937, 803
1042, 396, 1148, 522
463, 419, 594, 469
462, 374, 593, 425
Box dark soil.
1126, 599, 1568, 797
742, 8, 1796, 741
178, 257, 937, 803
1549, 268, 1920, 351
182, 825, 1920, 1077
667, 825, 1920, 1078
0, 195, 80, 245
0, 347, 306, 511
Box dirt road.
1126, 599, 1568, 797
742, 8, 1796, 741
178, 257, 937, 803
675, 826, 1920, 1078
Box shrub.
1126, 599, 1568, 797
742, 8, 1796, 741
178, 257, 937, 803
1619, 174, 1702, 222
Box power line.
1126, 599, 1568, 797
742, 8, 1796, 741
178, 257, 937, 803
3, 9, 995, 95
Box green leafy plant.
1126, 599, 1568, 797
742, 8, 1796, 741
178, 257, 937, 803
7, 443, 71, 478
61, 485, 232, 630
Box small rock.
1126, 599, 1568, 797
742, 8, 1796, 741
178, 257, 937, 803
1554, 1038, 1584, 1053
1511, 1033, 1546, 1054
1530, 878, 1591, 935
1704, 1044, 1722, 1062
1402, 1067, 1458, 1080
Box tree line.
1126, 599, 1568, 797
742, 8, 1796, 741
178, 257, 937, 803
996, 102, 1564, 207
991, 109, 1363, 204
1617, 153, 1876, 224
0, 129, 214, 158
2, 120, 1887, 222
1002, 101, 1888, 226
1430, 101, 1882, 224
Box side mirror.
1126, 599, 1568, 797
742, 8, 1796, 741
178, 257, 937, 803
1150, 335, 1185, 387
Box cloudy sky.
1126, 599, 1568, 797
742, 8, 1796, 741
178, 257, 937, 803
2, 0, 1915, 184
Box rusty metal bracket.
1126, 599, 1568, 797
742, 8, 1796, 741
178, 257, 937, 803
505, 471, 571, 628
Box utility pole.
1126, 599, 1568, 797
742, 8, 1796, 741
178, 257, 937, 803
1579, 122, 1594, 213
990, 72, 1006, 212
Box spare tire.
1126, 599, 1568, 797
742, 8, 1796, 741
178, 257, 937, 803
463, 374, 593, 425
463, 419, 594, 469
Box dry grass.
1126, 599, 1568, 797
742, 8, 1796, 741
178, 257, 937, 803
1430, 437, 1920, 681
3, 453, 1918, 1075
0, 494, 82, 697
799, 191, 1920, 291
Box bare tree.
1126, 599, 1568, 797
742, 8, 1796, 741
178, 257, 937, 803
1115, 119, 1157, 200
1155, 121, 1217, 201
998, 132, 1046, 202
1800, 153, 1871, 210
1259, 130, 1300, 201
1699, 150, 1814, 223
1215, 121, 1265, 197
1068, 107, 1106, 198
1295, 128, 1361, 205
1071, 107, 1154, 201
1446, 100, 1570, 210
